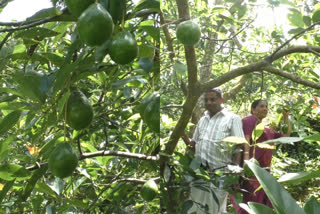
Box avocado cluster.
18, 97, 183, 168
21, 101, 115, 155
66, 0, 138, 65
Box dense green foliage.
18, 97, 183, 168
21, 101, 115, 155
0, 0, 160, 213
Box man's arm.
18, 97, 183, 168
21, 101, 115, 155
231, 116, 245, 165
181, 132, 195, 151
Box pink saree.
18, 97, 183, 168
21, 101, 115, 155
232, 115, 282, 214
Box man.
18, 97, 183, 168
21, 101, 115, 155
182, 88, 244, 214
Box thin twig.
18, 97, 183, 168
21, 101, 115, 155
0, 31, 13, 50
80, 150, 160, 161
269, 21, 320, 60
205, 18, 255, 42
26, 150, 159, 171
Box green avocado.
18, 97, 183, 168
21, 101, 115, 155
66, 89, 93, 130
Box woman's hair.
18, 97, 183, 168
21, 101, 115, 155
251, 99, 268, 114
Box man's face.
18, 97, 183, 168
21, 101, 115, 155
204, 92, 222, 114
252, 100, 268, 119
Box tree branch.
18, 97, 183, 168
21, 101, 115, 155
26, 151, 159, 171
80, 150, 159, 161
160, 9, 175, 61
262, 66, 320, 89
270, 45, 320, 61
202, 60, 270, 92
0, 8, 71, 33
0, 0, 11, 8
164, 87, 201, 155
270, 21, 320, 60
175, 0, 198, 90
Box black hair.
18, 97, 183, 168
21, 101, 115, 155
251, 99, 268, 114
205, 88, 222, 98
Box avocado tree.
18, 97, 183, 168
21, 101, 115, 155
160, 0, 320, 212
0, 0, 160, 213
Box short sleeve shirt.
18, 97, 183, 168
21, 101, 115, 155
192, 108, 244, 170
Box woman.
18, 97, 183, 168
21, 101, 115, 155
232, 99, 290, 214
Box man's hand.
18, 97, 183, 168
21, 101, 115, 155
181, 132, 195, 150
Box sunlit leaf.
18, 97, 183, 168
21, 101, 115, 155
252, 123, 264, 142
278, 170, 320, 185
312, 8, 320, 23
221, 136, 249, 145
287, 8, 304, 27
261, 137, 303, 145
248, 202, 276, 214
256, 143, 275, 150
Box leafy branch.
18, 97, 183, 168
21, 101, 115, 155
0, 8, 70, 33
269, 21, 320, 60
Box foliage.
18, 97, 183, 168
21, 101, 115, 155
160, 0, 320, 212
0, 0, 160, 213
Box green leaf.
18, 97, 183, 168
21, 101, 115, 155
261, 137, 303, 145
112, 75, 147, 89
14, 27, 60, 40
173, 62, 187, 76
287, 8, 304, 28
256, 143, 275, 150
12, 71, 50, 104
57, 91, 70, 118
239, 203, 255, 214
304, 133, 320, 142
0, 102, 34, 111
252, 123, 264, 142
237, 5, 247, 19
66, 199, 89, 208
139, 25, 160, 42
278, 170, 320, 185
21, 166, 48, 201
304, 196, 320, 214
0, 164, 31, 181
248, 202, 276, 214
180, 200, 193, 214
0, 111, 21, 135
312, 8, 320, 23
26, 7, 62, 21
0, 135, 15, 162
134, 0, 160, 13
138, 44, 154, 59
35, 182, 58, 198
138, 57, 153, 73
246, 161, 306, 214
303, 16, 312, 26
52, 64, 74, 95
0, 88, 23, 98
42, 52, 64, 67
288, 27, 305, 35
0, 180, 15, 203
221, 136, 249, 145
94, 39, 111, 63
